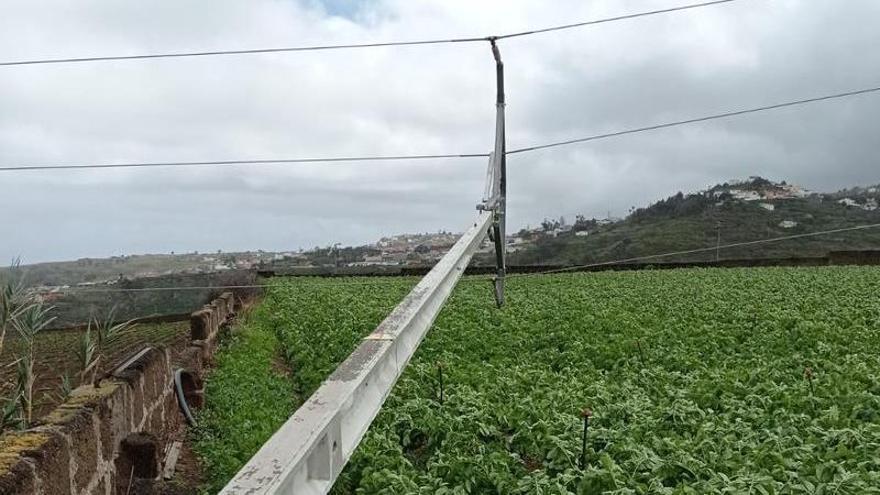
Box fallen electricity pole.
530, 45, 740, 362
220, 41, 508, 494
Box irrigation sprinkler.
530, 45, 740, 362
580, 408, 592, 470
804, 366, 816, 411
636, 339, 646, 366
436, 361, 445, 404
804, 366, 815, 395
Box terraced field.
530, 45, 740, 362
0, 320, 190, 418
199, 267, 880, 493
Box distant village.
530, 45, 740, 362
267, 223, 604, 269
709, 178, 877, 230
25, 177, 879, 295
29, 219, 612, 295
216, 173, 880, 270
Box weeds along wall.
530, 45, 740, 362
0, 292, 236, 495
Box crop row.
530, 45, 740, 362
341, 268, 880, 493
194, 277, 416, 493
199, 267, 880, 493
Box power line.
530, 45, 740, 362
58, 284, 275, 293
496, 0, 738, 40
53, 278, 431, 294
511, 223, 880, 277
0, 38, 485, 67
0, 153, 488, 173
4, 85, 879, 174
507, 85, 880, 154
0, 0, 741, 67
53, 273, 502, 294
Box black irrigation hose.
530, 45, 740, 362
174, 368, 198, 426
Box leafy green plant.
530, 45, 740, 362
634, 339, 645, 367
192, 309, 297, 494
0, 258, 30, 358
0, 393, 23, 431
75, 325, 98, 386
53, 373, 73, 404
77, 307, 135, 387
194, 278, 416, 492
12, 302, 54, 426
199, 268, 880, 493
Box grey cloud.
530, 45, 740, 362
2, 0, 879, 263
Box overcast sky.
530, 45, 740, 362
2, 0, 879, 263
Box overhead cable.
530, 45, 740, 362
0, 0, 741, 67
54, 279, 429, 293
3, 85, 879, 174
0, 153, 488, 173
507, 86, 880, 154
495, 0, 738, 40
514, 223, 880, 277
0, 37, 485, 67
58, 284, 274, 293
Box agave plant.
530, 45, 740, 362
13, 356, 36, 426
52, 374, 73, 404
12, 303, 54, 426
78, 307, 135, 388
0, 393, 23, 431
75, 326, 98, 386
0, 259, 31, 358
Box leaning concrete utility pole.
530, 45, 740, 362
220, 40, 509, 495
478, 38, 507, 307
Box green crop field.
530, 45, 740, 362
194, 277, 417, 493
198, 268, 880, 494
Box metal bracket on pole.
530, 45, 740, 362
476, 38, 507, 308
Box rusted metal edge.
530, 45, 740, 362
220, 210, 493, 495
111, 346, 154, 376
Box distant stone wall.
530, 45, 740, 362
0, 292, 236, 495
44, 270, 256, 329
828, 250, 880, 266
262, 250, 880, 279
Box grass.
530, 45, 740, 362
264, 277, 417, 398
192, 277, 416, 492
191, 308, 296, 494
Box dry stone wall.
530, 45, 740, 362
0, 292, 236, 495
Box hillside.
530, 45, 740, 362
509, 177, 880, 265
8, 178, 880, 288
0, 251, 287, 288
